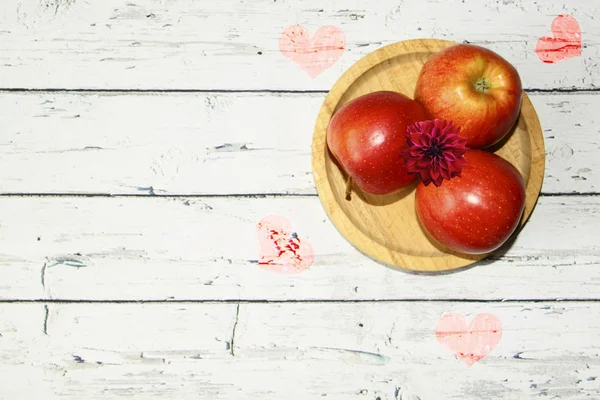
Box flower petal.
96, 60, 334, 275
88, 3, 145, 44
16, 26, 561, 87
401, 119, 468, 187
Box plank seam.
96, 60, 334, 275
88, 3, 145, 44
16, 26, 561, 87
0, 88, 598, 94
0, 192, 597, 198
1, 299, 600, 304
0, 88, 329, 94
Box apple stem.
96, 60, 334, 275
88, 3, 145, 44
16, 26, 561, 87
475, 77, 491, 93
345, 175, 352, 200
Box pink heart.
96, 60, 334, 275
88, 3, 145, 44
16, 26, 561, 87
535, 14, 582, 64
279, 24, 346, 78
256, 215, 314, 274
436, 313, 502, 367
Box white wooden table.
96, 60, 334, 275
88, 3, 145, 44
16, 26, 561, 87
0, 1, 598, 399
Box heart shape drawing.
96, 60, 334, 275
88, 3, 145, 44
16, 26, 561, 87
535, 14, 582, 64
436, 313, 502, 367
279, 24, 346, 78
256, 215, 315, 274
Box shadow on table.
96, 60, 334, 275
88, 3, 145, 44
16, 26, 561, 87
376, 231, 521, 277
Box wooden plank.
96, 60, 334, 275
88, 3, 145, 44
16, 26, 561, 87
0, 301, 598, 399
236, 301, 600, 399
0, 0, 596, 90
0, 92, 597, 195
0, 303, 238, 399
0, 195, 598, 301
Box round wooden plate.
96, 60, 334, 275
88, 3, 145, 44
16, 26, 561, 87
311, 38, 545, 272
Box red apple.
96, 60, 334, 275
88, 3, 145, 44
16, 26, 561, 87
414, 43, 523, 149
415, 149, 526, 255
326, 91, 427, 196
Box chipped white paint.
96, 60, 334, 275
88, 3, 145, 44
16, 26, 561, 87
0, 302, 599, 399
0, 0, 599, 398
0, 195, 597, 301
0, 92, 598, 195
0, 0, 597, 90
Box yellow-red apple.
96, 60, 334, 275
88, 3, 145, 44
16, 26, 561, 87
414, 44, 523, 149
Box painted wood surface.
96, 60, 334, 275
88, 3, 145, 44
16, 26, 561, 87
0, 0, 595, 90
0, 92, 596, 195
0, 0, 598, 398
0, 302, 599, 399
0, 195, 597, 301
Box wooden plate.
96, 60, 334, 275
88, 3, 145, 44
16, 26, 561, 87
311, 38, 545, 272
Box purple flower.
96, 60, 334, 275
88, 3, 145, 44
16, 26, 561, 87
401, 119, 468, 187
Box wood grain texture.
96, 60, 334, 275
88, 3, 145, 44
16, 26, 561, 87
0, 302, 599, 399
311, 38, 545, 271
0, 0, 597, 90
0, 0, 598, 397
0, 195, 598, 301
0, 91, 595, 195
